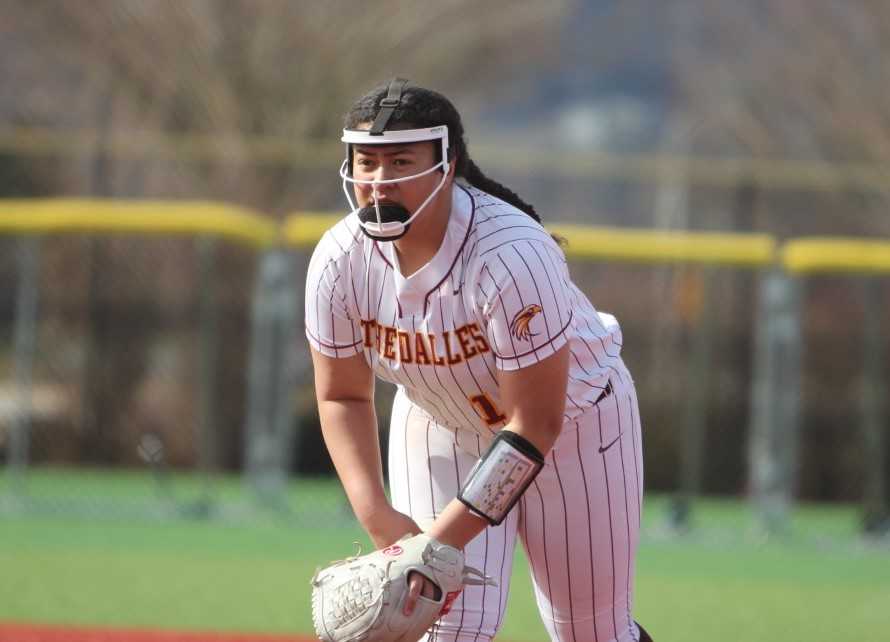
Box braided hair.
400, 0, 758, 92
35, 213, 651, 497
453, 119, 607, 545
344, 81, 540, 223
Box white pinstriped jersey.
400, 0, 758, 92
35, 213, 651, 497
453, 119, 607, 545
305, 183, 624, 445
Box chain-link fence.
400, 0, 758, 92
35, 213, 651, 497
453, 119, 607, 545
2, 203, 887, 537
0, 203, 346, 526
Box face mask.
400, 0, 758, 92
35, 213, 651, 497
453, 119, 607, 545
339, 126, 450, 241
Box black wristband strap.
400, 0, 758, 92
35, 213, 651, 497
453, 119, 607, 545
495, 430, 544, 464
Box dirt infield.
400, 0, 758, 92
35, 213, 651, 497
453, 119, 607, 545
0, 623, 317, 642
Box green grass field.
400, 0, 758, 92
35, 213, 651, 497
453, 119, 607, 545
2, 468, 889, 641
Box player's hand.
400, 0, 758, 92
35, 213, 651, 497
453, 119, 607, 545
364, 505, 422, 550
362, 507, 438, 616
403, 571, 438, 616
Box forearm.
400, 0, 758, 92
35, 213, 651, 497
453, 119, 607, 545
317, 398, 388, 524
427, 421, 558, 550
427, 499, 488, 548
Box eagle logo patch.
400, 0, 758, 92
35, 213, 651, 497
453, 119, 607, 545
509, 304, 542, 341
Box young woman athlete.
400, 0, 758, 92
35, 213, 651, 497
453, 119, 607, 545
305, 78, 652, 642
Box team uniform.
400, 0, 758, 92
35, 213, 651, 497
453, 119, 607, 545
306, 182, 645, 642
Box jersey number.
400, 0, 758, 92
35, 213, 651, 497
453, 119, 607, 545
469, 393, 506, 426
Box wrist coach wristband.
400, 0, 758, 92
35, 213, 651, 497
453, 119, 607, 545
458, 430, 545, 526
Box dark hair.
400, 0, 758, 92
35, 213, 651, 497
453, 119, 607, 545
344, 80, 540, 223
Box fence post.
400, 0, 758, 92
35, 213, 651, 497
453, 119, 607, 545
7, 237, 41, 496
669, 267, 715, 530
861, 276, 888, 533
244, 247, 300, 505
749, 268, 801, 534
275, 248, 309, 484
195, 236, 220, 514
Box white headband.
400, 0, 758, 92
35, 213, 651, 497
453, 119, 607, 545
341, 125, 449, 148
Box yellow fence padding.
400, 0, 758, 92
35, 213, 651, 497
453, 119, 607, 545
782, 238, 890, 275
281, 213, 344, 248
0, 199, 276, 248
11, 203, 887, 276
547, 224, 776, 267
282, 214, 777, 267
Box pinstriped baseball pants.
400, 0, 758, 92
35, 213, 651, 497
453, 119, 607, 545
388, 363, 645, 642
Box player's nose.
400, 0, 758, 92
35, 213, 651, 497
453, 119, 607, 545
370, 175, 397, 200
370, 161, 397, 183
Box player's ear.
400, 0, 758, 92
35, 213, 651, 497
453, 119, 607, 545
445, 151, 458, 180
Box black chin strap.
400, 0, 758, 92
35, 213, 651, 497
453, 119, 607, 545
369, 78, 409, 135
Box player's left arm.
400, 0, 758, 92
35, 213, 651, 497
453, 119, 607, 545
426, 343, 569, 548
400, 345, 569, 615
427, 238, 574, 548
406, 239, 573, 613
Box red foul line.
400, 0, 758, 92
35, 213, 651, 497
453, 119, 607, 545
0, 622, 317, 642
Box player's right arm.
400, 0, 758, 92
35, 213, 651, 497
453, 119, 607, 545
310, 347, 421, 549
305, 227, 420, 548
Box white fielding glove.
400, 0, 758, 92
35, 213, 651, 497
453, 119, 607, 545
311, 533, 493, 642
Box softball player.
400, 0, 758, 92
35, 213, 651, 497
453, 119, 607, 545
306, 78, 652, 642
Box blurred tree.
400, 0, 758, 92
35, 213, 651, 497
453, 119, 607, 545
669, 1, 890, 162
1, 0, 569, 211
666, 0, 890, 238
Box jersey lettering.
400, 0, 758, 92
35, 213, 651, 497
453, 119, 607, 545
397, 331, 412, 364
455, 325, 478, 359
442, 331, 463, 365
382, 326, 397, 360
360, 318, 375, 348
357, 318, 490, 367
414, 333, 431, 365
428, 332, 447, 366
469, 322, 491, 355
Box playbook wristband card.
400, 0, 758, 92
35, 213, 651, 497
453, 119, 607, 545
458, 430, 545, 526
